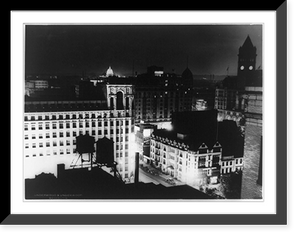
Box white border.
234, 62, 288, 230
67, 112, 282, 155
11, 11, 276, 214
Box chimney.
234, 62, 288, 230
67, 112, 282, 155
57, 164, 65, 179
134, 152, 139, 185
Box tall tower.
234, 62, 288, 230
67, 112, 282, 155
237, 35, 257, 89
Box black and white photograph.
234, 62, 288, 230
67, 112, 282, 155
24, 24, 263, 200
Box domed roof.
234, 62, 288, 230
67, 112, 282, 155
182, 67, 193, 80
106, 66, 114, 77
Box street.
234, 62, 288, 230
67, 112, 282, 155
138, 164, 185, 187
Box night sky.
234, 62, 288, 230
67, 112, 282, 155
25, 25, 262, 77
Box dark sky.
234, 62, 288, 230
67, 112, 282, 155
25, 24, 262, 77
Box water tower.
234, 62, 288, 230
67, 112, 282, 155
72, 134, 95, 168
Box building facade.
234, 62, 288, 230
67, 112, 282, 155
149, 111, 244, 189
134, 66, 193, 124
215, 36, 262, 127
24, 84, 135, 182
150, 129, 244, 189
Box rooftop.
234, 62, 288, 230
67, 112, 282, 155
24, 99, 108, 113
25, 165, 213, 199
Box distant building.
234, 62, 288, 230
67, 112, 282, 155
101, 66, 194, 127
24, 83, 135, 182
106, 66, 114, 77
150, 110, 244, 189
215, 35, 262, 127
25, 79, 49, 96
134, 66, 193, 125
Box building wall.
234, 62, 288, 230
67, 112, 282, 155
134, 90, 192, 123
24, 85, 135, 182
241, 124, 263, 199
150, 134, 244, 190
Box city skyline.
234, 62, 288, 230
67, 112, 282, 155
24, 24, 263, 200
25, 24, 262, 77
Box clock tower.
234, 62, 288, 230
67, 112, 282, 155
237, 35, 257, 89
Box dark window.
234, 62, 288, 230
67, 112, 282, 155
110, 97, 114, 110
116, 91, 124, 110
126, 97, 129, 109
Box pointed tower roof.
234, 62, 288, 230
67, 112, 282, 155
242, 35, 254, 48
182, 67, 193, 80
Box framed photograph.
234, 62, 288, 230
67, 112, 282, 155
5, 2, 287, 225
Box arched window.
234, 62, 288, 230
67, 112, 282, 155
110, 97, 114, 110
116, 91, 124, 110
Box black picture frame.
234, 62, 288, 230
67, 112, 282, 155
4, 2, 287, 225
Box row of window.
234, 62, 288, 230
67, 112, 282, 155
24, 130, 130, 140
25, 120, 130, 130
25, 148, 74, 157
25, 140, 129, 148
24, 111, 125, 121
25, 150, 129, 160
222, 158, 243, 166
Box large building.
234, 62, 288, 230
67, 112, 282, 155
134, 66, 193, 124
214, 35, 263, 199
24, 83, 136, 182
215, 35, 262, 126
100, 65, 194, 128
149, 110, 244, 189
